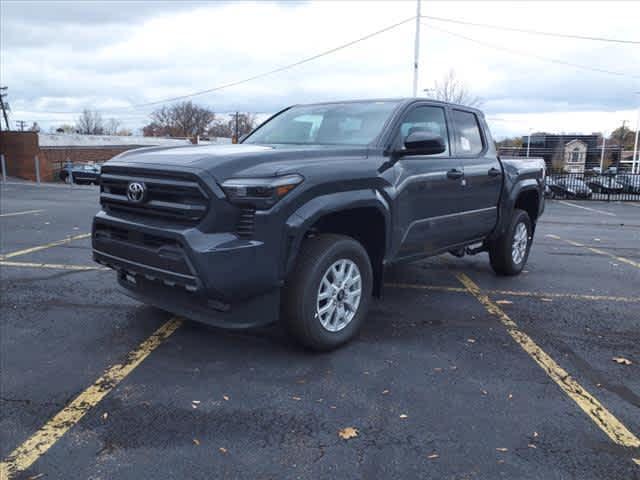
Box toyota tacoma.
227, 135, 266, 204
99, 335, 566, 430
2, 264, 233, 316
92, 99, 545, 350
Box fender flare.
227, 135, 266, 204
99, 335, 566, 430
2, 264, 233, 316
282, 189, 391, 276
493, 181, 541, 240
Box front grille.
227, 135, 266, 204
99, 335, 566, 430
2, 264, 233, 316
236, 207, 256, 238
100, 168, 209, 224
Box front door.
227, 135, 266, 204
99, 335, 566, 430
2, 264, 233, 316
393, 104, 468, 258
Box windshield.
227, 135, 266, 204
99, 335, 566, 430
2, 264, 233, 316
244, 101, 400, 146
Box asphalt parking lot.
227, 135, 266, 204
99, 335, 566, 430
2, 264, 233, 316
1, 182, 639, 480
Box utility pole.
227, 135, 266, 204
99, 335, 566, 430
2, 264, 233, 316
615, 120, 626, 171
16, 120, 27, 131
412, 0, 421, 97
600, 132, 606, 171
0, 86, 10, 131
233, 111, 239, 144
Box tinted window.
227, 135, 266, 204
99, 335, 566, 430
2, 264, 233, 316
244, 101, 400, 146
398, 106, 449, 156
452, 110, 483, 155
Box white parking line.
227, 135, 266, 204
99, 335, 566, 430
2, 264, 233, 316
0, 209, 44, 218
558, 201, 616, 217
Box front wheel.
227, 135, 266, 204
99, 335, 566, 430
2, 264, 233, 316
489, 209, 532, 276
282, 234, 373, 351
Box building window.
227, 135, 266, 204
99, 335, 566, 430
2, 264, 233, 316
571, 148, 582, 163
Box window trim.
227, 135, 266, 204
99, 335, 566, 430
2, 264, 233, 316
389, 103, 452, 157
450, 108, 487, 158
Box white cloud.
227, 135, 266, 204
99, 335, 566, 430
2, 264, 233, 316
2, 0, 639, 136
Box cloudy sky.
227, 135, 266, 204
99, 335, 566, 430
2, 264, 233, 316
2, 0, 639, 138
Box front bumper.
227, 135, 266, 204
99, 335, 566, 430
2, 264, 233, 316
92, 211, 281, 329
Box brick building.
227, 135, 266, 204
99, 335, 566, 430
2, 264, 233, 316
0, 132, 229, 182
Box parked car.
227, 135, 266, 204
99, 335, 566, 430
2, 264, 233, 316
586, 175, 624, 194
93, 99, 545, 350
60, 163, 102, 185
555, 177, 592, 199
616, 174, 640, 194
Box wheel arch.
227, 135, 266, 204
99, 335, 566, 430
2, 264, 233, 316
284, 190, 390, 297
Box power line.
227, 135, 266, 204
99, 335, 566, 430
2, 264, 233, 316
427, 23, 640, 79
132, 16, 416, 108
421, 14, 640, 45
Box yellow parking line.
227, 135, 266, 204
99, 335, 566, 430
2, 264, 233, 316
457, 273, 640, 457
0, 261, 107, 271
0, 233, 91, 260
546, 234, 640, 269
485, 288, 639, 303
0, 209, 44, 218
385, 282, 639, 303
0, 317, 183, 479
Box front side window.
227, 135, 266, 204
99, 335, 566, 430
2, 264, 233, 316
452, 110, 483, 155
244, 101, 400, 146
397, 106, 449, 156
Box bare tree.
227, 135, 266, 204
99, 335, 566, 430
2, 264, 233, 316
432, 70, 482, 107
144, 101, 215, 138
208, 113, 256, 138
76, 109, 104, 135
104, 118, 122, 136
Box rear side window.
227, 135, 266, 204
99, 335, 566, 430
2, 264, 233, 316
452, 110, 483, 155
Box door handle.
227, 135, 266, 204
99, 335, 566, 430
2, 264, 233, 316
446, 169, 464, 180
488, 167, 501, 177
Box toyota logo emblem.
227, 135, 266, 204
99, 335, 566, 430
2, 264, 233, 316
126, 182, 147, 203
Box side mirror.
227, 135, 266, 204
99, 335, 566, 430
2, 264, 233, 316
402, 131, 446, 156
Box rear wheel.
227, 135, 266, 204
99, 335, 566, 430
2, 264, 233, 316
489, 209, 532, 276
282, 234, 372, 351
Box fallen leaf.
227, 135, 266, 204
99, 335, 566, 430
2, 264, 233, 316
496, 300, 513, 305
219, 447, 228, 454
330, 405, 337, 409
533, 431, 539, 438
528, 444, 537, 449
102, 412, 108, 420
382, 389, 390, 395
540, 298, 553, 302
467, 338, 476, 343
433, 367, 443, 372
496, 447, 509, 452
338, 427, 359, 440
192, 400, 201, 404
223, 395, 230, 401
508, 393, 513, 400
399, 414, 408, 419
427, 453, 439, 459
613, 357, 632, 365
193, 439, 200, 446
481, 389, 488, 396
27, 474, 44, 480
291, 396, 302, 401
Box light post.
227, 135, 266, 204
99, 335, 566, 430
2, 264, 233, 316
633, 92, 639, 174
600, 131, 607, 172
526, 129, 532, 158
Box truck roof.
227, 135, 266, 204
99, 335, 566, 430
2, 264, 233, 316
291, 98, 484, 115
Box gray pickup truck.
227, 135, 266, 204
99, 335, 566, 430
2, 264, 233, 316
93, 99, 545, 350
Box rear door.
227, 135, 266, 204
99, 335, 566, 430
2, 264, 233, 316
450, 108, 502, 241
392, 104, 468, 257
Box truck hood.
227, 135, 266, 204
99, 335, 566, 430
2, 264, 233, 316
107, 143, 370, 181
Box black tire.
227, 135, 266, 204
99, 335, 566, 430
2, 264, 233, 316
489, 209, 532, 276
282, 234, 373, 351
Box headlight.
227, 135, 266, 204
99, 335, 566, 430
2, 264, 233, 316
221, 174, 303, 209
